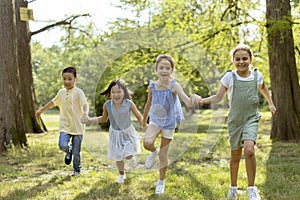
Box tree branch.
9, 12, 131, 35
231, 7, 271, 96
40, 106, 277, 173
29, 14, 90, 38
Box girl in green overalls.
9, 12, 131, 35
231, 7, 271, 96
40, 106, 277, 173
192, 44, 276, 200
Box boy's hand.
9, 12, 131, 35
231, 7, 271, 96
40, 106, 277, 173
269, 104, 277, 115
80, 114, 89, 124
35, 109, 42, 116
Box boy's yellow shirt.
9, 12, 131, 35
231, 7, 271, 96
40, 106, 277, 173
52, 86, 87, 135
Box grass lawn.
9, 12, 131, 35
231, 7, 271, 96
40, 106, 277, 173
0, 110, 299, 200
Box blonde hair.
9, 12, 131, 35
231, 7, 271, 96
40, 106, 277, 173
155, 54, 175, 71
230, 44, 254, 61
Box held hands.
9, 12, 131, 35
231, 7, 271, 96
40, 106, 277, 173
80, 113, 89, 124
191, 94, 203, 105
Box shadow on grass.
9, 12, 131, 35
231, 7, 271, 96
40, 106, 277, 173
73, 181, 121, 200
263, 140, 300, 200
73, 176, 173, 200
168, 164, 217, 199
1, 175, 72, 200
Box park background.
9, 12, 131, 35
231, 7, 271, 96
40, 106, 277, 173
0, 0, 300, 199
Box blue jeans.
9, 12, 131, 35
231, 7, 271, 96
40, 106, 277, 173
59, 132, 83, 172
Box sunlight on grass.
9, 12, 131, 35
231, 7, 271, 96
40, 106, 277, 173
0, 110, 299, 199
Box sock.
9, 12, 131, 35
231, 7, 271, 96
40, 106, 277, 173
158, 179, 164, 185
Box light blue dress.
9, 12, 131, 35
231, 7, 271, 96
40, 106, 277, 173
106, 99, 141, 161
149, 79, 184, 130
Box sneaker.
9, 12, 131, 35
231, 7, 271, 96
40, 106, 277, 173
72, 171, 80, 176
145, 147, 158, 169
64, 152, 72, 165
227, 186, 238, 200
116, 174, 126, 184
248, 186, 261, 200
155, 181, 165, 195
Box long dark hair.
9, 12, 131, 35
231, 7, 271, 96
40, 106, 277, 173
100, 79, 131, 100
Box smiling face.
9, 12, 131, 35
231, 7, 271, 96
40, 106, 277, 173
110, 85, 125, 104
233, 50, 252, 73
156, 58, 174, 81
62, 72, 76, 90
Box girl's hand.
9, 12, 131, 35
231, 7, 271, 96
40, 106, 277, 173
191, 94, 202, 105
269, 104, 277, 115
142, 123, 148, 131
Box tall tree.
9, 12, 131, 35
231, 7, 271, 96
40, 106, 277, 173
0, 0, 31, 151
15, 0, 45, 134
266, 0, 300, 140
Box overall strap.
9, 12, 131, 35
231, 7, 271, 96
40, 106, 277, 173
221, 69, 232, 78
231, 70, 237, 104
253, 68, 258, 91
231, 70, 237, 84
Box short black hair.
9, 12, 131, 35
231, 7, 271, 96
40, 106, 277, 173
62, 66, 77, 78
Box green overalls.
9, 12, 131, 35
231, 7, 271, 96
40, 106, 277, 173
227, 69, 261, 150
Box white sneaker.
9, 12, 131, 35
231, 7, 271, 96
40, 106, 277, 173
155, 181, 165, 195
145, 147, 158, 169
248, 186, 261, 200
227, 186, 238, 200
116, 174, 126, 184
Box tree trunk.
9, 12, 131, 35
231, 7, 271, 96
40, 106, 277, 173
0, 0, 26, 151
15, 0, 45, 133
266, 0, 300, 140
0, 0, 45, 152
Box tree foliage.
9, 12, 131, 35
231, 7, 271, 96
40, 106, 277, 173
31, 0, 300, 139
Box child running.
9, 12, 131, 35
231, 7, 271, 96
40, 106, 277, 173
81, 79, 143, 184
142, 54, 194, 195
36, 66, 89, 176
192, 44, 276, 200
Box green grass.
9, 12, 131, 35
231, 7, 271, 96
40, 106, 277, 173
0, 110, 299, 199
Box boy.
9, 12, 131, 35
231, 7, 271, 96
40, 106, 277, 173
36, 66, 88, 176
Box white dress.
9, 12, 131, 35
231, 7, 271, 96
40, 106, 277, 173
105, 99, 141, 161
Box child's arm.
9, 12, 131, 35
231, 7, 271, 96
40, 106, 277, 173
259, 82, 276, 114
198, 85, 227, 105
80, 104, 89, 123
35, 101, 54, 116
82, 103, 109, 123
142, 88, 152, 130
173, 82, 194, 107
130, 101, 143, 127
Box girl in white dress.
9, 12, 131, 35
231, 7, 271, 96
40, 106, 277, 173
82, 79, 143, 183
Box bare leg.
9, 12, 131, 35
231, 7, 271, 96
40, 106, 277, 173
244, 140, 256, 186
143, 124, 160, 152
158, 137, 172, 180
230, 148, 242, 186
116, 160, 125, 175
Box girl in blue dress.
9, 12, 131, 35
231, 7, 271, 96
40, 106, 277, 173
142, 54, 194, 195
